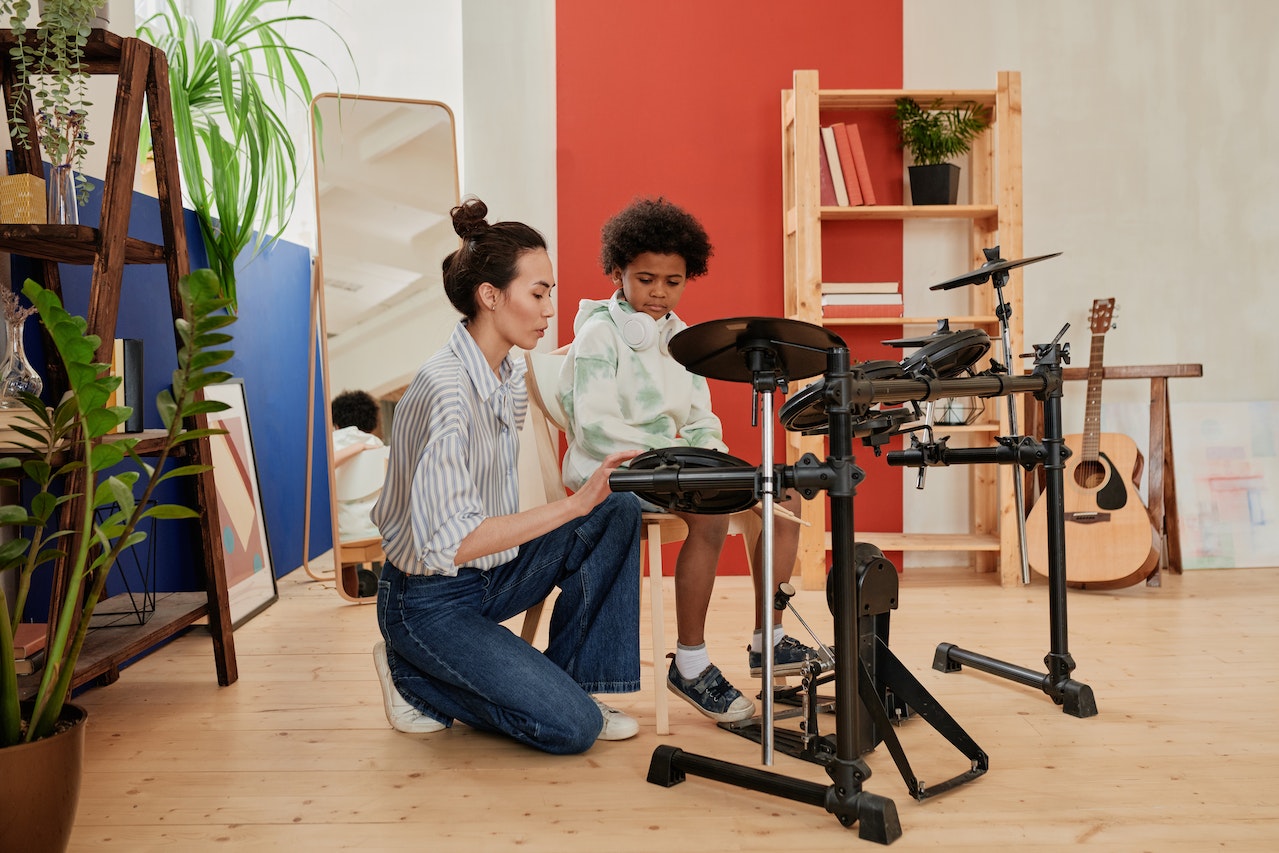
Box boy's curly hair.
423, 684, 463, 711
599, 197, 713, 279
332, 389, 379, 433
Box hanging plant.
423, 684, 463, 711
4, 0, 104, 204
138, 0, 354, 312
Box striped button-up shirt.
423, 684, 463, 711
371, 322, 527, 576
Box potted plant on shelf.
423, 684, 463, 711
3, 0, 109, 212
893, 96, 991, 205
137, 0, 352, 311
0, 270, 234, 852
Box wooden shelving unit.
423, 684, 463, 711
2, 30, 237, 694
781, 69, 1025, 588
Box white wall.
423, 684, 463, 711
901, 0, 1279, 562
278, 0, 466, 252
460, 0, 559, 343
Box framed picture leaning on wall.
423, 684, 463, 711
204, 379, 279, 627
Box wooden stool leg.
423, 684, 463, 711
1160, 382, 1185, 573
1145, 378, 1171, 586
645, 520, 670, 736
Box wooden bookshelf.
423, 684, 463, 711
781, 70, 1025, 587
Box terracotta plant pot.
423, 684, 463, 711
0, 702, 88, 853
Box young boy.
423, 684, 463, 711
558, 197, 814, 724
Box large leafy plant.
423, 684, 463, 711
138, 0, 351, 311
893, 97, 991, 166
0, 270, 234, 746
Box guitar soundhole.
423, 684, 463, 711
1075, 460, 1106, 489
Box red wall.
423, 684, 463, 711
556, 0, 903, 574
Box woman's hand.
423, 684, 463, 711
572, 450, 640, 514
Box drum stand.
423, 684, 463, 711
985, 249, 1034, 585
885, 334, 1099, 718
646, 344, 988, 842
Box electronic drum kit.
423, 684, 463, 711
609, 249, 1096, 843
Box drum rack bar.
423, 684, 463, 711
882, 344, 1098, 719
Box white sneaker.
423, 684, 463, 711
592, 696, 639, 741
373, 641, 446, 734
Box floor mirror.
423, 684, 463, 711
305, 94, 460, 601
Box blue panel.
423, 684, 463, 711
14, 173, 331, 622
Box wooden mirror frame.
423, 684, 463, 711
304, 94, 461, 601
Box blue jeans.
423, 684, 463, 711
377, 492, 641, 755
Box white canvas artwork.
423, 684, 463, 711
1172, 401, 1279, 569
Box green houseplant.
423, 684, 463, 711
0, 270, 234, 848
893, 96, 991, 205
137, 0, 351, 311
3, 0, 107, 207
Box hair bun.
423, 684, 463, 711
451, 198, 490, 239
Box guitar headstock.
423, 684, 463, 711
1089, 298, 1116, 335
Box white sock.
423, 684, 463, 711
751, 624, 787, 650
675, 642, 711, 680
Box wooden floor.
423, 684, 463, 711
66, 562, 1279, 851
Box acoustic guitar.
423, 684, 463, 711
1025, 298, 1159, 589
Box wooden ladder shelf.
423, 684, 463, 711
2, 29, 237, 694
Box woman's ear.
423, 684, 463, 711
477, 282, 499, 311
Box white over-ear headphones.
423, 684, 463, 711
609, 291, 672, 355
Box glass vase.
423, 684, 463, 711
47, 163, 78, 226
0, 316, 43, 408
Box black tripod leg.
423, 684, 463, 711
647, 745, 902, 843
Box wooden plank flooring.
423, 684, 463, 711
66, 563, 1279, 851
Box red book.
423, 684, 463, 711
831, 123, 864, 206
821, 302, 904, 319
12, 622, 47, 658
846, 123, 876, 205
817, 139, 837, 206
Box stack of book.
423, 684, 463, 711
0, 407, 49, 450
818, 122, 877, 207
821, 282, 902, 318
12, 622, 47, 675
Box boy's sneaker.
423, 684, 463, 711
748, 635, 819, 677
593, 697, 639, 741
373, 641, 447, 734
667, 660, 755, 723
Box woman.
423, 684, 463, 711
370, 198, 642, 755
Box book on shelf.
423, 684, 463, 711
845, 123, 876, 205
830, 123, 864, 206
107, 338, 144, 434
12, 621, 47, 658
0, 407, 57, 450
15, 647, 45, 676
821, 289, 903, 319
821, 292, 902, 306
821, 281, 900, 295
821, 302, 905, 319
819, 125, 850, 207
817, 139, 837, 206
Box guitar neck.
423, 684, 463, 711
1081, 330, 1105, 462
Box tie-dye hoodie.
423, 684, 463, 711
558, 296, 726, 491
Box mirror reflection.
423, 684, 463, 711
307, 94, 460, 600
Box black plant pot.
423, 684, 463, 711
907, 163, 961, 205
